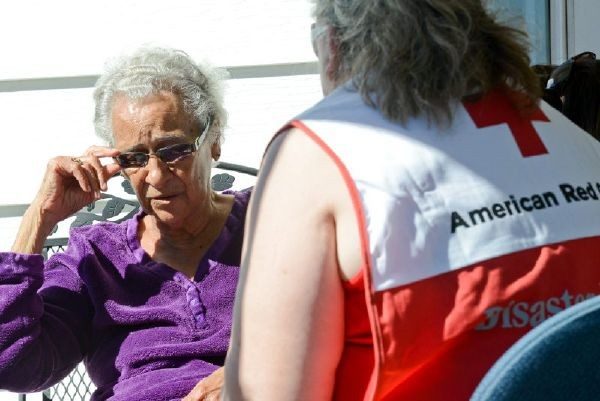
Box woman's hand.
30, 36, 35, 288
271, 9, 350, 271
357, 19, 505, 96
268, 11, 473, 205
11, 145, 121, 254
183, 367, 224, 401
33, 145, 122, 227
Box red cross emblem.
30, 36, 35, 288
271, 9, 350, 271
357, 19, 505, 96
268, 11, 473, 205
464, 89, 550, 157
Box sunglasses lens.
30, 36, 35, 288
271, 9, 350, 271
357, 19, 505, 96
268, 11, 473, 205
116, 142, 196, 168
116, 152, 148, 168
156, 143, 194, 163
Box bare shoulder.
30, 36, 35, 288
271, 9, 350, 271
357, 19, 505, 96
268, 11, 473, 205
261, 127, 342, 210
264, 127, 331, 170
259, 126, 362, 280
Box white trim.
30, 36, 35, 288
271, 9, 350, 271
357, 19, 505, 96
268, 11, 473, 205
565, 0, 575, 58
0, 204, 29, 218
549, 0, 568, 63
226, 62, 318, 79
0, 62, 318, 93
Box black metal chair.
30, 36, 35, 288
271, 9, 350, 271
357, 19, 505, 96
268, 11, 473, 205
41, 363, 94, 401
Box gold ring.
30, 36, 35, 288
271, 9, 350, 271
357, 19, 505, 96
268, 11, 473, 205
71, 157, 84, 165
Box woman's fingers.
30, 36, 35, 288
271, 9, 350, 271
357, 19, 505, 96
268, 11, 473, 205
70, 157, 101, 198
76, 146, 123, 192
70, 160, 92, 193
85, 154, 109, 191
85, 145, 121, 158
104, 162, 123, 179
81, 163, 102, 196
44, 147, 122, 203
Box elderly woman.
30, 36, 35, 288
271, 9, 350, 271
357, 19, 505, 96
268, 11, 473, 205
0, 47, 249, 400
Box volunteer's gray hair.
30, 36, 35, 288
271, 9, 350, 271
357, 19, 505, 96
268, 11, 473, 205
313, 0, 540, 126
93, 46, 228, 145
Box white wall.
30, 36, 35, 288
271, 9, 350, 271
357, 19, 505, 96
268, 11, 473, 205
0, 0, 322, 210
570, 0, 600, 56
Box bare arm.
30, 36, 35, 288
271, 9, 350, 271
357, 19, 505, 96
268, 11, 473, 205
223, 129, 346, 401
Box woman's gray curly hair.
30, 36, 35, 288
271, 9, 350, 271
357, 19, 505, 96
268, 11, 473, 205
93, 47, 228, 145
313, 0, 541, 126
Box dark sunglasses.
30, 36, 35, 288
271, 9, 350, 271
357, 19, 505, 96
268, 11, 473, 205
546, 51, 596, 91
114, 118, 211, 169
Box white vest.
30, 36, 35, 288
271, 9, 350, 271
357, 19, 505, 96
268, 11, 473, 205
294, 86, 600, 292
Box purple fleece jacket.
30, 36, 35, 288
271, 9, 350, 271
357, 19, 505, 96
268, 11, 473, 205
0, 189, 250, 401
